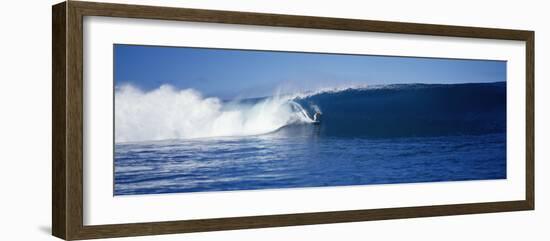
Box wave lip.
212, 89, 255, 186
115, 85, 313, 143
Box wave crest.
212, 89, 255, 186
115, 85, 313, 143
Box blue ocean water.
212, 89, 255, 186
114, 82, 506, 195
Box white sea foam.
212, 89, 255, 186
115, 85, 314, 143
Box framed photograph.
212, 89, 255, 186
52, 1, 534, 240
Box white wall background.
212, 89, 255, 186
0, 0, 547, 240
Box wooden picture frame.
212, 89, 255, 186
52, 1, 534, 240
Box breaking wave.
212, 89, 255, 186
291, 81, 506, 138
115, 85, 314, 143
115, 82, 506, 142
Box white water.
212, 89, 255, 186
115, 85, 314, 143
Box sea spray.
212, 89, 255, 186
115, 84, 312, 142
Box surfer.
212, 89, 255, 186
313, 111, 322, 124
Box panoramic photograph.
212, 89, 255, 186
113, 44, 507, 196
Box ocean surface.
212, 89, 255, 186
114, 82, 507, 195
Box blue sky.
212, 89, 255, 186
114, 44, 506, 99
